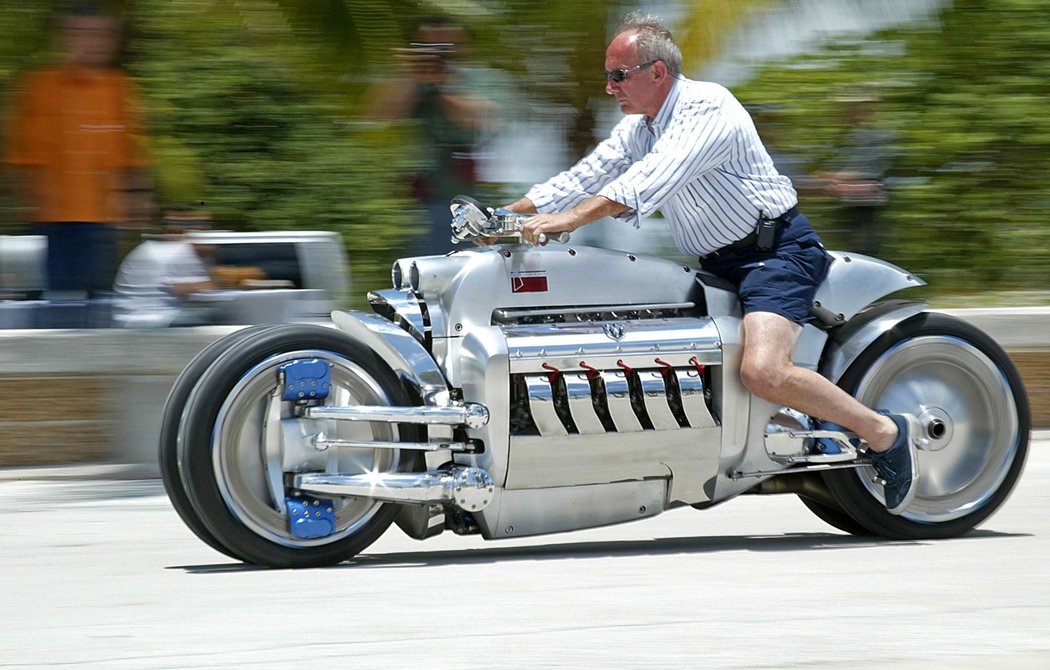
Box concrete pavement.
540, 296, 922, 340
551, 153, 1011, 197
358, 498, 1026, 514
1, 433, 1047, 669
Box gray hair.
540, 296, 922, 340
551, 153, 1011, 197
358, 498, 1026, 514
614, 12, 682, 77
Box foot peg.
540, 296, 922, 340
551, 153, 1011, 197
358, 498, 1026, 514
765, 409, 862, 464
772, 430, 860, 466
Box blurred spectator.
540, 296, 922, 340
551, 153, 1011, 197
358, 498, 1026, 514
2, 2, 153, 301
366, 16, 499, 256
112, 208, 218, 328
750, 103, 819, 197
816, 90, 897, 257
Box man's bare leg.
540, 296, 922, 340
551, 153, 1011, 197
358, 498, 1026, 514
739, 311, 922, 514
738, 311, 899, 452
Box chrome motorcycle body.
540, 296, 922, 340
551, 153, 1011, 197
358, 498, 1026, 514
162, 198, 1030, 567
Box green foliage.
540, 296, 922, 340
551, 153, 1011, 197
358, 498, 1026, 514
0, 1, 419, 304
127, 2, 423, 304
3, 0, 1048, 302
733, 0, 1050, 295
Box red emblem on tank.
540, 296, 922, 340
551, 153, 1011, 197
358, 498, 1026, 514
510, 272, 548, 293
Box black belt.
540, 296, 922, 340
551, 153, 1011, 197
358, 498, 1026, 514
700, 206, 799, 261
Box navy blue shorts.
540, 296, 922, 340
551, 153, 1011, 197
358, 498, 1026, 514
699, 210, 830, 325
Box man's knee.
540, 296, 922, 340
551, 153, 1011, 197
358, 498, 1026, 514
739, 356, 785, 398
740, 311, 803, 400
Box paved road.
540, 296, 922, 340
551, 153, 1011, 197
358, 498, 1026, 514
2, 435, 1048, 669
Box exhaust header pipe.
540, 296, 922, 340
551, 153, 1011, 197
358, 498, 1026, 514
292, 466, 495, 512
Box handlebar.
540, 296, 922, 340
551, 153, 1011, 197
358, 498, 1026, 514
449, 195, 571, 246
538, 231, 571, 245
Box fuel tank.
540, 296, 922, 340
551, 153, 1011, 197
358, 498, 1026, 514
389, 244, 707, 340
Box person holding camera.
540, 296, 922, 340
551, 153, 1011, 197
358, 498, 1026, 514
367, 16, 499, 256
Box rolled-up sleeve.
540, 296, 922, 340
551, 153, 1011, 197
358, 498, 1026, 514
599, 101, 734, 228
525, 117, 637, 214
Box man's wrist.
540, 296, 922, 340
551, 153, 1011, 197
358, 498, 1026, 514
504, 197, 537, 215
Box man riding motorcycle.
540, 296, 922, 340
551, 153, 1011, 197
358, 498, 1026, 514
498, 12, 918, 514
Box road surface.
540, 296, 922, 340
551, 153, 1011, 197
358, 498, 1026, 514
2, 434, 1048, 669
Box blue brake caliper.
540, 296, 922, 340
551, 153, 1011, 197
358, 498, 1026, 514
286, 497, 337, 539
279, 358, 331, 401
280, 359, 335, 538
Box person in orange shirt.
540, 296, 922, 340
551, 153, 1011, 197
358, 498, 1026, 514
3, 2, 152, 300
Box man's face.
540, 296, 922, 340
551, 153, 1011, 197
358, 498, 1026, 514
63, 15, 121, 68
604, 32, 660, 117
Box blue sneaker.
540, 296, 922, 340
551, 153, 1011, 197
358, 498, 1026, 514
868, 412, 920, 515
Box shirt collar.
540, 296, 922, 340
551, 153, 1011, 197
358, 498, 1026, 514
646, 77, 682, 134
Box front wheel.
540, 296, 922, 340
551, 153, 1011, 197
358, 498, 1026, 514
159, 324, 280, 561
179, 324, 424, 567
821, 312, 1029, 539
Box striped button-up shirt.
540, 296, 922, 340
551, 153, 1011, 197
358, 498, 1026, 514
525, 78, 797, 257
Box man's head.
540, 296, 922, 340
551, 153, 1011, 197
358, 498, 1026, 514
60, 2, 122, 68
605, 13, 681, 118
402, 15, 466, 84
162, 208, 213, 238
416, 15, 467, 50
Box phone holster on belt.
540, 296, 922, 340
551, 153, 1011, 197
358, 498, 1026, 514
756, 216, 777, 251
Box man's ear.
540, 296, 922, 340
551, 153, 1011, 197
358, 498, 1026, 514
651, 59, 669, 83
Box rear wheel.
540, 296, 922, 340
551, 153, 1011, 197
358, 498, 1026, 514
821, 313, 1029, 539
179, 324, 424, 567
798, 496, 873, 536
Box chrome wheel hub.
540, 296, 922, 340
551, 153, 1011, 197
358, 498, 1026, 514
853, 335, 1020, 523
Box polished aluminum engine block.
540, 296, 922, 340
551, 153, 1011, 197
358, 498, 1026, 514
502, 318, 721, 437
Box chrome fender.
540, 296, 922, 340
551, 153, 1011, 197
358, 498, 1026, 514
819, 301, 929, 385
330, 310, 451, 406
812, 252, 925, 326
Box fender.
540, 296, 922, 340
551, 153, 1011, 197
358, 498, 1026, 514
811, 251, 927, 384
811, 251, 925, 326
330, 310, 451, 406
819, 300, 929, 385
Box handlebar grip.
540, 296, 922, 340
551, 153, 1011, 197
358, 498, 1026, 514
537, 232, 571, 245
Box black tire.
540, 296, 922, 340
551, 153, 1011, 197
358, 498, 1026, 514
159, 325, 279, 561
821, 312, 1030, 539
179, 324, 424, 568
798, 496, 874, 536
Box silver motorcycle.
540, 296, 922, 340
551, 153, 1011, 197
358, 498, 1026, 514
161, 196, 1030, 568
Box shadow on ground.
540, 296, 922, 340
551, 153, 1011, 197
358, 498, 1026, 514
171, 528, 1025, 573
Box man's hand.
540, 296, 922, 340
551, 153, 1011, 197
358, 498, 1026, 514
521, 196, 629, 245
394, 47, 448, 85
520, 211, 577, 245
473, 195, 630, 246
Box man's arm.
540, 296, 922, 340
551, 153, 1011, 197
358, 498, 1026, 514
502, 197, 537, 215
523, 117, 636, 215
366, 49, 496, 133
597, 102, 735, 227
519, 195, 629, 245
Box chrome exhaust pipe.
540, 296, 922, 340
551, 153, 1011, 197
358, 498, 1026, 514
305, 402, 489, 429
311, 433, 475, 453
292, 466, 495, 512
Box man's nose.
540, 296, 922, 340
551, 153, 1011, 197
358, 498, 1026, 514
605, 79, 616, 95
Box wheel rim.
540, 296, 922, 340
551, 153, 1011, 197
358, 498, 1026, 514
212, 349, 402, 548
853, 335, 1020, 523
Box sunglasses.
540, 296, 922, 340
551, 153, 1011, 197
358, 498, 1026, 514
605, 60, 657, 83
